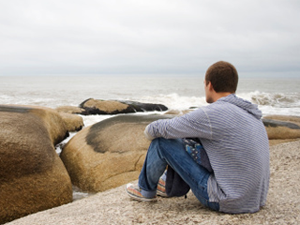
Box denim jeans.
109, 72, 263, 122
138, 138, 219, 211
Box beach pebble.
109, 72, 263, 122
0, 105, 73, 224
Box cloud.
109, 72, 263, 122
0, 0, 299, 77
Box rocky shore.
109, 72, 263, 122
6, 140, 300, 225
1, 103, 300, 224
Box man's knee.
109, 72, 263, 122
151, 138, 184, 154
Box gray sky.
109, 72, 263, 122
0, 0, 299, 77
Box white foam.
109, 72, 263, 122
237, 91, 300, 116
136, 93, 208, 110
80, 114, 115, 128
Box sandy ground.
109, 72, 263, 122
6, 140, 300, 225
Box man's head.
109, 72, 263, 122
204, 61, 238, 103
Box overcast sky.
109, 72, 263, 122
0, 0, 299, 77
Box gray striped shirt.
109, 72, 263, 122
145, 94, 270, 213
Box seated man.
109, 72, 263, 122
126, 61, 270, 214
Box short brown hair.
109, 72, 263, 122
205, 61, 238, 93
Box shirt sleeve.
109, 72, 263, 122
144, 125, 155, 140
144, 107, 213, 140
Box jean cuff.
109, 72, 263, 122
141, 189, 157, 198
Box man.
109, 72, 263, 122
126, 61, 270, 214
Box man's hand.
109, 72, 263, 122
144, 125, 155, 141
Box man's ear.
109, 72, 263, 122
208, 81, 214, 91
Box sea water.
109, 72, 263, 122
1, 75, 299, 199
1, 75, 299, 116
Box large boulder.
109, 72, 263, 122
60, 114, 170, 192
262, 115, 300, 139
263, 115, 300, 125
0, 105, 73, 224
79, 98, 168, 115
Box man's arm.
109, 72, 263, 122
144, 126, 155, 140
144, 108, 213, 140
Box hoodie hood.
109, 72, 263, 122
218, 94, 262, 119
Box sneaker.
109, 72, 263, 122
126, 183, 157, 202
157, 177, 168, 197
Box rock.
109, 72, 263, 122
0, 105, 73, 224
164, 109, 192, 115
54, 106, 84, 132
60, 114, 171, 192
55, 106, 86, 114
262, 115, 300, 140
58, 112, 84, 132
264, 115, 300, 125
79, 98, 168, 115
120, 100, 168, 112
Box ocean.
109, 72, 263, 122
1, 75, 300, 116
1, 75, 300, 199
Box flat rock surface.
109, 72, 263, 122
7, 140, 300, 225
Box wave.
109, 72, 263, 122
146, 91, 300, 111
243, 91, 300, 108
237, 91, 300, 116
136, 93, 207, 110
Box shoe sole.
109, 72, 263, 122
127, 191, 157, 202
126, 184, 157, 202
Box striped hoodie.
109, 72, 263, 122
145, 94, 270, 213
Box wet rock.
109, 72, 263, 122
79, 98, 168, 115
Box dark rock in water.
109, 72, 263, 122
119, 100, 168, 112
78, 98, 168, 115
0, 105, 73, 224
60, 114, 171, 192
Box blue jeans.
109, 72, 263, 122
138, 138, 219, 211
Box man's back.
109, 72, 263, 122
200, 94, 270, 213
